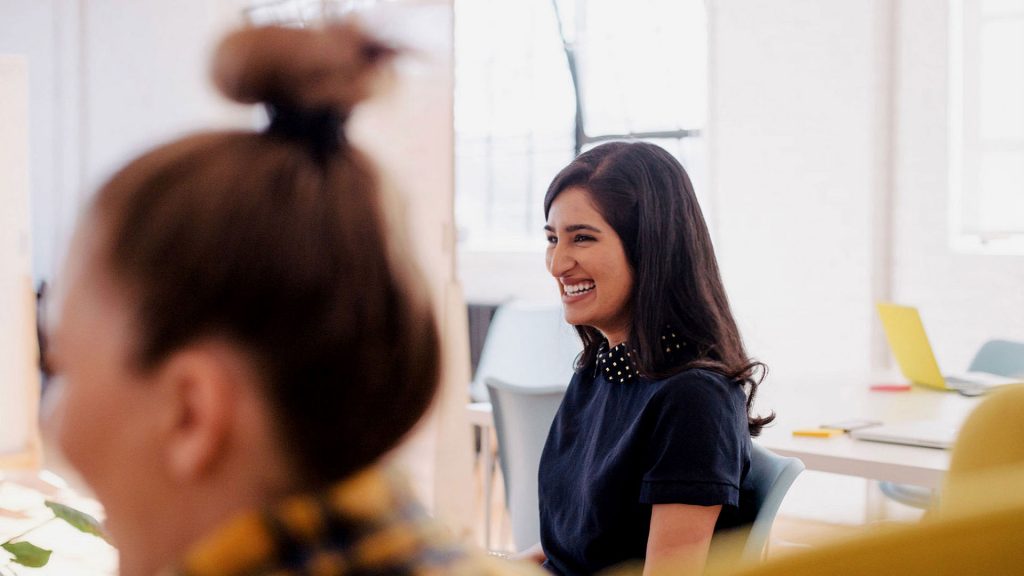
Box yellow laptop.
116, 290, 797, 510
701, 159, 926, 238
876, 303, 1023, 394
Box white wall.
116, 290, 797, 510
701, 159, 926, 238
0, 0, 63, 285
709, 0, 891, 382
350, 0, 473, 538
0, 56, 40, 465
81, 1, 250, 187
893, 0, 1024, 371
710, 0, 1024, 524
709, 0, 1024, 384
458, 250, 558, 305
0, 0, 249, 283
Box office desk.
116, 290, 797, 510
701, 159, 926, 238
752, 375, 981, 489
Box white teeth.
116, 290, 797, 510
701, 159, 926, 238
563, 281, 595, 296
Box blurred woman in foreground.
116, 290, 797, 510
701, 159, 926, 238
49, 21, 533, 576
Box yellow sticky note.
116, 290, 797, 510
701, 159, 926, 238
792, 428, 844, 438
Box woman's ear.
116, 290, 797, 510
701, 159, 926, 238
155, 345, 239, 483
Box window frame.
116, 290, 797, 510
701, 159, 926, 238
948, 0, 1024, 255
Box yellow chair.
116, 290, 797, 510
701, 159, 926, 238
700, 384, 1024, 576
938, 383, 1024, 517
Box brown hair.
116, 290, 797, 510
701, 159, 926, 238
544, 142, 774, 436
88, 22, 439, 486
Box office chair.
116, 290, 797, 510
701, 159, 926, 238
734, 443, 805, 562
469, 301, 580, 403
486, 377, 567, 552
879, 339, 1024, 510
966, 339, 1024, 379
939, 383, 1024, 516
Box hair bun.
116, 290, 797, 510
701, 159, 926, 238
212, 20, 398, 116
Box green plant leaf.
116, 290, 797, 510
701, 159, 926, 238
44, 501, 109, 543
2, 540, 52, 567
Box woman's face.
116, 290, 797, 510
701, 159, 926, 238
545, 186, 634, 345
47, 228, 168, 539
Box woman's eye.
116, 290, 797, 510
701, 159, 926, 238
574, 234, 594, 243
546, 235, 558, 245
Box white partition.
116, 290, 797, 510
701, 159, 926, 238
0, 56, 41, 469
709, 0, 890, 381
349, 0, 473, 540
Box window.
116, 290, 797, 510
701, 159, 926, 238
454, 0, 709, 252
950, 0, 1024, 253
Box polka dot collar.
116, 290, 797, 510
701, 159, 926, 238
596, 329, 687, 384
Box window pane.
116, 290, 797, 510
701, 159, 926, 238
581, 0, 706, 135
980, 19, 1024, 141
454, 0, 575, 248
978, 150, 1024, 232
953, 0, 1024, 245
455, 0, 707, 249
982, 0, 1024, 16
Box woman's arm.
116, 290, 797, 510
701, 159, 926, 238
643, 503, 721, 576
513, 542, 547, 564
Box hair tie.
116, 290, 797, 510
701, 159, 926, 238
265, 103, 345, 161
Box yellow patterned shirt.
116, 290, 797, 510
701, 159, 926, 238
172, 466, 540, 576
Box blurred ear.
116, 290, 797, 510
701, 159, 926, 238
156, 344, 239, 482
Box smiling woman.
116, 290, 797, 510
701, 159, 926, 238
533, 141, 774, 576
544, 187, 634, 347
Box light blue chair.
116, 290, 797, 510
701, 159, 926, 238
880, 338, 1024, 509
470, 301, 581, 402
967, 339, 1024, 378
737, 443, 806, 561
486, 377, 567, 552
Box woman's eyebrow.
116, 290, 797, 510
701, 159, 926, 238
543, 223, 603, 233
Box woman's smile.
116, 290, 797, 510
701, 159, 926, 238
561, 279, 596, 302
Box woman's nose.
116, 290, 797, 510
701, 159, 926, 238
547, 243, 574, 277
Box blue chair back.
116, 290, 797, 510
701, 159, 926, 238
739, 443, 805, 562
968, 339, 1024, 378
486, 377, 567, 551
470, 301, 581, 402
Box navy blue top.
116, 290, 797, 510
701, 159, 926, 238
538, 360, 752, 576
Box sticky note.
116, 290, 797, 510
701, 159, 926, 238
792, 428, 845, 438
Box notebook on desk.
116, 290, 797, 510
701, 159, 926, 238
851, 420, 958, 450
876, 303, 1024, 395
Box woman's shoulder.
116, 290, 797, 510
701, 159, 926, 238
645, 367, 745, 408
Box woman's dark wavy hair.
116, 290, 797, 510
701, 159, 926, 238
543, 141, 774, 435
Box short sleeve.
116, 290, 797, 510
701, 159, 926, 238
638, 370, 749, 507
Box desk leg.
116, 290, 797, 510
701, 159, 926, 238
865, 479, 886, 522
482, 423, 494, 551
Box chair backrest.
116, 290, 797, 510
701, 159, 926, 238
486, 377, 567, 551
470, 301, 580, 402
940, 384, 1024, 517
737, 443, 805, 562
967, 339, 1024, 378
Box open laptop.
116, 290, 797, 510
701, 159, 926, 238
876, 303, 1023, 395
851, 420, 958, 450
